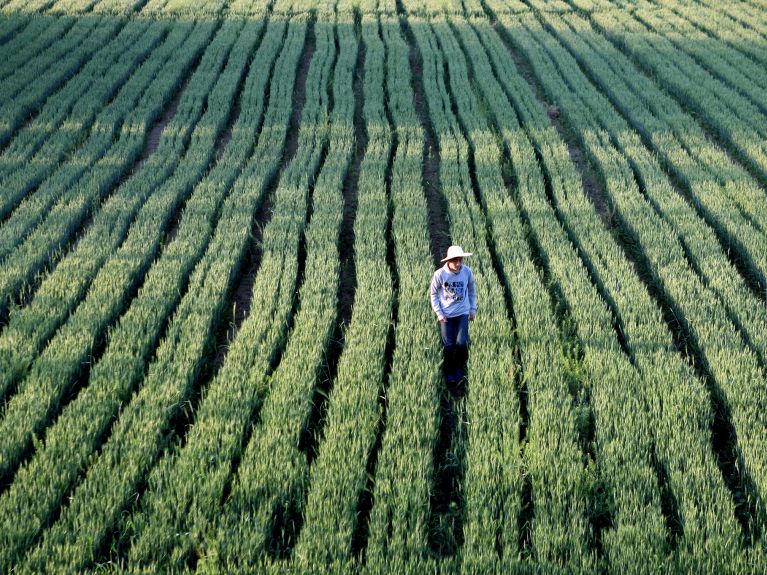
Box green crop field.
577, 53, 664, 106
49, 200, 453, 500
1, 0, 766, 572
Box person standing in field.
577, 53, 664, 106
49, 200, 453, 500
430, 245, 477, 389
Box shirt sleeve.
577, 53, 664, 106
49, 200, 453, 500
468, 268, 477, 314
430, 270, 443, 316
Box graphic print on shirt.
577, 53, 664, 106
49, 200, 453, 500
443, 280, 465, 304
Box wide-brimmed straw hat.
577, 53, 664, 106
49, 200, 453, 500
441, 245, 473, 262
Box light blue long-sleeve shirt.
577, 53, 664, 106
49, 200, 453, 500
430, 264, 477, 318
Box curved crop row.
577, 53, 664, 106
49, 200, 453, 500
450, 12, 680, 571
658, 0, 767, 71
0, 20, 200, 405
543, 10, 767, 391
636, 6, 767, 117
0, 18, 214, 319
12, 13, 300, 574
291, 12, 390, 570
361, 13, 441, 573
119, 14, 341, 573
199, 15, 356, 571
423, 12, 580, 571
0, 14, 75, 83
0, 15, 117, 148
589, 10, 767, 198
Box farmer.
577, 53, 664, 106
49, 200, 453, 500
430, 245, 477, 387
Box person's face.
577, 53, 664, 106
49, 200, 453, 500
447, 257, 463, 272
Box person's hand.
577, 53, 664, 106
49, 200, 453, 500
469, 313, 475, 321
437, 314, 447, 323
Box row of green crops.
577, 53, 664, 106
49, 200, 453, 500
360, 8, 443, 572
13, 6, 305, 572
0, 15, 77, 85
446, 11, 667, 570
120, 14, 301, 570
509, 7, 767, 544
197, 12, 353, 570
0, 19, 166, 229
291, 10, 391, 569
552, 9, 767, 289
591, 8, 767, 202
0, 18, 211, 318
0, 15, 113, 148
409, 9, 585, 570
0, 19, 200, 405
542, 9, 767, 359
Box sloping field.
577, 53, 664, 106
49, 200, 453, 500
1, 0, 767, 572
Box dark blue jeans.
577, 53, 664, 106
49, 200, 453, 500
440, 314, 469, 379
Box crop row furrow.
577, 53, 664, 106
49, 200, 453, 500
0, 14, 75, 81
11, 12, 305, 575
553, 9, 767, 281
451, 10, 683, 571
189, 14, 341, 571
661, 0, 767, 69
0, 20, 195, 411
494, 7, 767, 561
125, 14, 313, 565
290, 10, 391, 569
695, 0, 767, 40
478, 1, 755, 567
588, 10, 767, 208
457, 10, 622, 570
383, 5, 529, 569
0, 13, 274, 571
636, 6, 767, 119
111, 15, 321, 572
0, 19, 216, 321
0, 12, 32, 45
361, 10, 443, 572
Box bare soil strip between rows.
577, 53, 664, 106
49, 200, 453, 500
456, 9, 604, 562
475, 3, 653, 562
395, 0, 448, 267
527, 10, 767, 373
172, 12, 317, 465
350, 15, 399, 561
96, 14, 321, 569
263, 35, 341, 563
395, 7, 473, 562
203, 18, 331, 564
298, 10, 367, 469
0, 13, 128, 166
